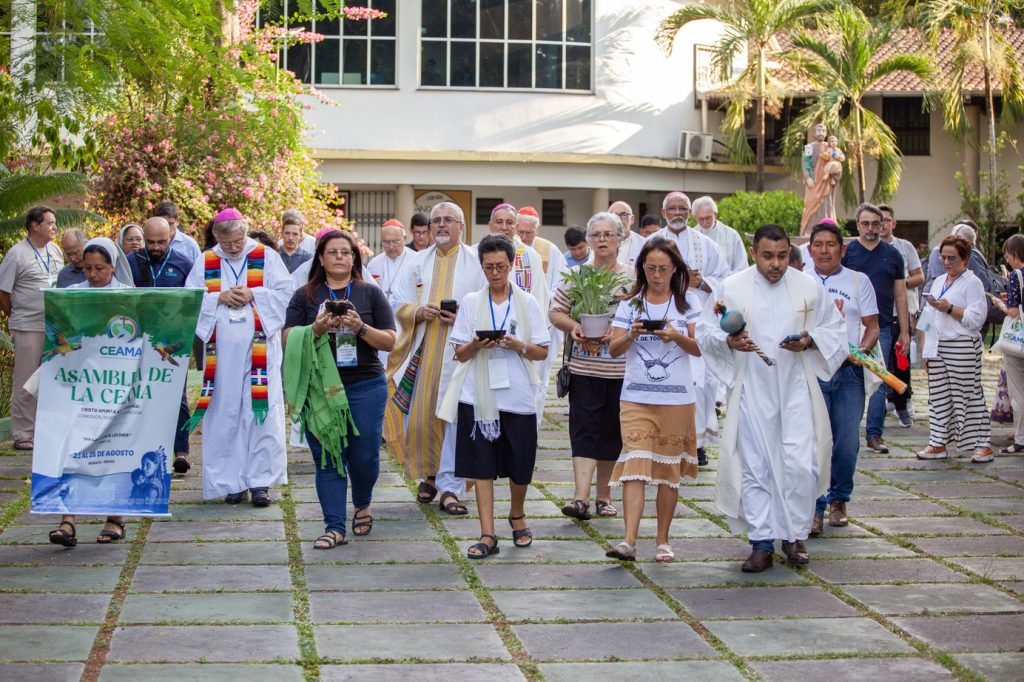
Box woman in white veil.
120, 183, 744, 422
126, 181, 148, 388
68, 237, 135, 289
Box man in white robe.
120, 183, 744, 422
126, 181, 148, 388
367, 219, 413, 367
516, 207, 568, 419
693, 196, 748, 275
486, 204, 550, 422
628, 192, 729, 465
608, 200, 647, 269
384, 202, 486, 514
185, 213, 293, 504
697, 224, 845, 572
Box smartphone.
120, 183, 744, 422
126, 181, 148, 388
640, 319, 667, 331
779, 333, 803, 345
325, 299, 353, 316
439, 299, 458, 314
921, 292, 935, 302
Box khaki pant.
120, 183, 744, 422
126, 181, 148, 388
1004, 354, 1024, 445
11, 329, 44, 443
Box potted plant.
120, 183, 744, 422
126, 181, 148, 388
561, 265, 632, 338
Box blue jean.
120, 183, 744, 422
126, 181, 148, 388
865, 326, 892, 439
817, 363, 866, 516
305, 374, 388, 536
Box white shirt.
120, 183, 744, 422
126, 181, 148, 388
699, 221, 748, 275
810, 266, 878, 346
612, 292, 701, 406
619, 231, 647, 268
169, 230, 202, 263
448, 290, 550, 414
67, 279, 132, 289
887, 236, 922, 315
925, 270, 987, 342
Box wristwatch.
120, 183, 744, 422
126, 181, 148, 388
519, 341, 528, 356
357, 323, 369, 338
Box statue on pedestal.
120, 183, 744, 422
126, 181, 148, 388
800, 123, 845, 235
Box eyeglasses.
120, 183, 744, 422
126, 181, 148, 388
665, 206, 690, 214
614, 211, 632, 220
430, 216, 462, 226
939, 254, 961, 262
324, 249, 354, 258
643, 264, 674, 274
412, 229, 429, 237
590, 231, 619, 241
217, 235, 246, 249
380, 238, 404, 246
483, 263, 510, 273
858, 221, 882, 228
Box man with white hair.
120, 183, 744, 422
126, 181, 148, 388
693, 196, 748, 275
608, 200, 648, 268
184, 208, 294, 505
925, 222, 992, 294
384, 202, 486, 515
628, 191, 729, 464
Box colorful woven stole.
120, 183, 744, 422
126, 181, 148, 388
513, 244, 532, 292
183, 245, 268, 432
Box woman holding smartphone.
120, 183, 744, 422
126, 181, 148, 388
283, 230, 396, 549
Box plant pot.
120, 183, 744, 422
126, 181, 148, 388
579, 313, 611, 339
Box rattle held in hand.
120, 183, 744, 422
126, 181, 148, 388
714, 303, 775, 367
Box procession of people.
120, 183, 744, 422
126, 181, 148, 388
2, 192, 1020, 573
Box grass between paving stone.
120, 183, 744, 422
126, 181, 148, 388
529, 480, 757, 680
83, 517, 152, 682
278, 483, 320, 682
0, 484, 29, 532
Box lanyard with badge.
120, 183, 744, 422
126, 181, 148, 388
31, 243, 55, 287
329, 284, 358, 367
226, 256, 249, 324
149, 251, 170, 286
487, 290, 512, 389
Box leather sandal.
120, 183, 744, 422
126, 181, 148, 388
595, 500, 617, 517
49, 520, 77, 548
96, 518, 126, 544
508, 514, 533, 548
352, 508, 373, 536
605, 541, 636, 561
416, 477, 437, 504
561, 499, 591, 520
13, 441, 33, 451
438, 491, 468, 515
467, 534, 499, 559
313, 530, 347, 549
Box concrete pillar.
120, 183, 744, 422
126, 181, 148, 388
396, 184, 415, 226
964, 105, 981, 194
591, 188, 609, 216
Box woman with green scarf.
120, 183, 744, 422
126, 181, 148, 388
284, 231, 396, 549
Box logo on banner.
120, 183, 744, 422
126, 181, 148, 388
103, 315, 142, 358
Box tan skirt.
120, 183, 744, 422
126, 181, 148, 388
611, 401, 698, 488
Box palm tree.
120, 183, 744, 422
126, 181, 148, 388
656, 0, 836, 191
781, 7, 933, 205
0, 167, 101, 241
920, 0, 1024, 210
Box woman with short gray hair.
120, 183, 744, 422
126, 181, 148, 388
549, 212, 633, 520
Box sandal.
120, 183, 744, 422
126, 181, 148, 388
96, 518, 126, 544
313, 530, 347, 549
417, 477, 438, 504
48, 520, 77, 548
561, 499, 591, 520
655, 543, 675, 563
352, 508, 373, 536
438, 491, 468, 515
172, 454, 191, 474
605, 541, 636, 561
13, 440, 33, 451
1000, 443, 1024, 454
508, 514, 533, 548
467, 534, 499, 559
595, 500, 617, 517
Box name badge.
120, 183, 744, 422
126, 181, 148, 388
488, 355, 510, 390
228, 306, 248, 323
335, 331, 358, 367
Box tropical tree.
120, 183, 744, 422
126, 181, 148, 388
920, 0, 1024, 225
656, 0, 836, 191
781, 7, 933, 205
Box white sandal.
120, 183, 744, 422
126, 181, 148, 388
655, 543, 675, 563
604, 541, 636, 561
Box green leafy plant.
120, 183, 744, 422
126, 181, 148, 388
560, 265, 632, 319
718, 190, 805, 237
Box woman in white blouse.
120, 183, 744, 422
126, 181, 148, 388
918, 236, 992, 463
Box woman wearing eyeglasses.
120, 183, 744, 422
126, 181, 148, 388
605, 238, 702, 562
283, 230, 397, 549
918, 235, 992, 463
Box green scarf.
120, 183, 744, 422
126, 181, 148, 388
283, 325, 358, 474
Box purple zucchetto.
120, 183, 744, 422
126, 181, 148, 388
213, 208, 245, 223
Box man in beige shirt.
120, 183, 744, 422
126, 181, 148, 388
0, 206, 63, 449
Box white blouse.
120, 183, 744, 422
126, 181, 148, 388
923, 269, 987, 347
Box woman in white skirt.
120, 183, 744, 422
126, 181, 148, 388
918, 235, 992, 463
605, 238, 702, 562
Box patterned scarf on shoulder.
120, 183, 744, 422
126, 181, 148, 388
183, 245, 268, 432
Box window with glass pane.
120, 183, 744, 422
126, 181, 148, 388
882, 97, 930, 156
32, 2, 102, 84
420, 0, 591, 90
257, 0, 395, 87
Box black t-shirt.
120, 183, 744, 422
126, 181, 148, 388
842, 240, 905, 330
285, 279, 396, 385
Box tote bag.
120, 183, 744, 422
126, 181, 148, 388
994, 270, 1024, 358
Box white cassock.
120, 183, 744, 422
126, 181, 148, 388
700, 221, 748, 275
697, 266, 845, 541
538, 245, 567, 421
367, 247, 413, 366
629, 227, 728, 447
186, 238, 294, 499
618, 230, 647, 269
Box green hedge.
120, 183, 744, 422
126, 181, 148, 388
718, 191, 804, 238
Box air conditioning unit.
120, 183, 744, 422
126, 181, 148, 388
679, 131, 713, 162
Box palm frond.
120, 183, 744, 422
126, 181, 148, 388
656, 6, 735, 54
866, 54, 934, 87
0, 172, 92, 219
